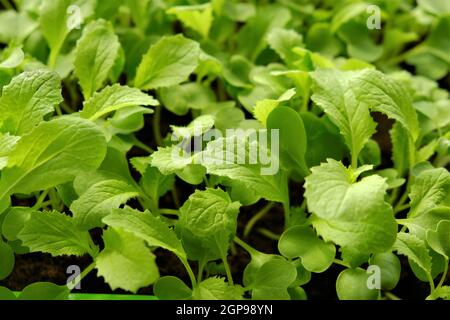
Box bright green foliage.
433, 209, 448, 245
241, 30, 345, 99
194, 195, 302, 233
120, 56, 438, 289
0, 0, 448, 301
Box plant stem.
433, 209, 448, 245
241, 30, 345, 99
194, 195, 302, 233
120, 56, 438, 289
384, 292, 401, 300
153, 105, 163, 146
221, 255, 234, 286
437, 258, 449, 289
159, 208, 179, 216
67, 262, 96, 291
244, 203, 274, 238
32, 190, 49, 210
234, 237, 258, 257
333, 259, 350, 268
257, 228, 280, 241
394, 203, 410, 214
180, 258, 197, 288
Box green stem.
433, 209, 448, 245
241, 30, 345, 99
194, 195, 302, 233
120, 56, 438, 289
197, 260, 205, 283
159, 208, 179, 216
67, 262, 96, 291
153, 105, 163, 147
244, 203, 274, 238
394, 203, 410, 214
384, 292, 401, 300
180, 258, 197, 288
234, 237, 259, 257
32, 190, 49, 210
221, 254, 234, 286
257, 228, 280, 241
437, 258, 449, 289
333, 259, 351, 268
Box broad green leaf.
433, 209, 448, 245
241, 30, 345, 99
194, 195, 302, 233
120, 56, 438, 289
278, 225, 335, 273
151, 147, 206, 186
311, 69, 376, 163
251, 259, 297, 300
236, 5, 291, 61
0, 46, 24, 69
39, 0, 72, 62
408, 168, 450, 217
418, 0, 450, 15
177, 188, 240, 260
196, 135, 288, 203
154, 276, 192, 300
0, 70, 62, 135
102, 207, 186, 259
394, 232, 432, 277
74, 19, 120, 99
402, 207, 450, 241
71, 179, 140, 230
338, 20, 382, 62
81, 84, 158, 120
95, 228, 159, 293
2, 207, 32, 241
301, 112, 346, 167
167, 4, 213, 38
171, 115, 215, 139
159, 82, 216, 116
351, 69, 420, 141
267, 28, 303, 65
193, 278, 244, 300
305, 159, 397, 254
0, 133, 20, 170
254, 89, 296, 125
18, 282, 69, 300
266, 106, 309, 176
0, 11, 37, 43
223, 55, 253, 89
430, 286, 450, 300
336, 268, 379, 300
0, 286, 15, 300
135, 35, 200, 90
426, 220, 450, 258
390, 123, 411, 176
0, 241, 14, 280
369, 252, 401, 291
0, 117, 107, 199
331, 2, 369, 32
18, 211, 96, 257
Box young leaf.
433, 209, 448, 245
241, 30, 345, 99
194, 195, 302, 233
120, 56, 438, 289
196, 135, 288, 203
336, 268, 379, 300
0, 133, 20, 170
102, 207, 186, 259
408, 167, 450, 217
177, 188, 241, 261
135, 35, 200, 90
95, 228, 159, 293
18, 211, 96, 257
154, 276, 192, 300
192, 277, 244, 300
426, 220, 450, 259
81, 84, 158, 120
266, 106, 309, 177
305, 159, 397, 254
251, 259, 297, 300
393, 232, 432, 277
0, 241, 14, 280
167, 4, 213, 39
71, 179, 140, 230
0, 70, 62, 135
311, 69, 377, 165
18, 282, 69, 300
351, 69, 420, 141
369, 252, 401, 291
39, 0, 72, 66
278, 225, 335, 273
74, 19, 120, 99
267, 28, 303, 65
0, 117, 107, 199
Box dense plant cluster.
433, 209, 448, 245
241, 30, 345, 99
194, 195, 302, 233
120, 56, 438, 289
0, 0, 449, 300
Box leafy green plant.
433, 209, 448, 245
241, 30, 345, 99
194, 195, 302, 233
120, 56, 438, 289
0, 0, 449, 301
